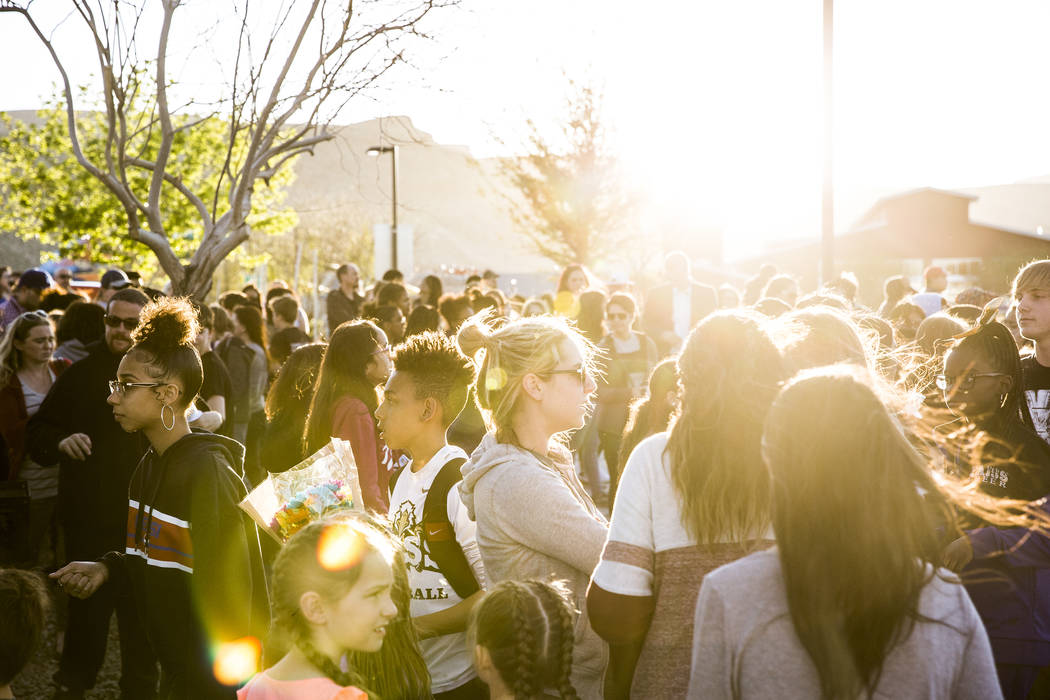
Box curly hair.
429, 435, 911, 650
392, 331, 476, 427
470, 579, 579, 700
128, 296, 202, 408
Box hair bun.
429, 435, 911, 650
456, 314, 493, 359
132, 296, 200, 348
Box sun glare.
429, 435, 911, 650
212, 636, 261, 687
317, 522, 367, 571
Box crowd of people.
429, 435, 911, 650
1, 253, 1050, 699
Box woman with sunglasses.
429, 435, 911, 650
457, 312, 609, 699
593, 293, 658, 500
50, 296, 269, 699
0, 310, 68, 564
303, 319, 401, 514
938, 321, 1050, 698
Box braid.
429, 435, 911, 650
297, 637, 371, 693
510, 582, 540, 699
529, 582, 579, 700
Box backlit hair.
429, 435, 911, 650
392, 331, 476, 427
456, 312, 596, 445
470, 580, 579, 700
667, 311, 784, 544
1012, 259, 1050, 299
0, 311, 51, 385
128, 296, 202, 408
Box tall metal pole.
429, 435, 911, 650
821, 0, 834, 284
390, 146, 399, 271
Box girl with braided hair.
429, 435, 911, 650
240, 516, 399, 699
50, 296, 269, 698
938, 321, 1050, 699
471, 580, 579, 700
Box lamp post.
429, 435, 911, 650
367, 145, 399, 270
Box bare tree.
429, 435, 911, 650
498, 80, 636, 269
0, 0, 450, 297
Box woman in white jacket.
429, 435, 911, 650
457, 313, 609, 699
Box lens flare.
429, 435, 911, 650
317, 522, 367, 571
212, 636, 260, 686
485, 367, 508, 392
553, 291, 579, 317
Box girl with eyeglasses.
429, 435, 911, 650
50, 296, 269, 698
303, 319, 403, 514
937, 321, 1050, 699
456, 313, 609, 699
0, 310, 68, 565
592, 293, 658, 501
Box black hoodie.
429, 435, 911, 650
102, 431, 270, 699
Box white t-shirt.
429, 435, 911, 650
389, 444, 487, 693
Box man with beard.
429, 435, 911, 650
28, 286, 158, 699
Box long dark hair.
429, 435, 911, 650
556, 263, 589, 294
618, 358, 677, 467
666, 311, 785, 544
763, 366, 950, 699
266, 343, 326, 422
233, 304, 268, 358
420, 275, 442, 307
303, 321, 383, 454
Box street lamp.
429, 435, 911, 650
367, 145, 399, 270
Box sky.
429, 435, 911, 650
4, 0, 1050, 259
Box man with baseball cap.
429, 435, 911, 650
94, 269, 132, 308
0, 268, 52, 331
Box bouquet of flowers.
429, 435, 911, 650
239, 438, 364, 542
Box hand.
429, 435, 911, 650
190, 410, 223, 432
50, 561, 108, 599
58, 433, 93, 461
943, 536, 974, 572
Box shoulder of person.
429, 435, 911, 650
704, 548, 779, 592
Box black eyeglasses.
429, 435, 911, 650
108, 380, 165, 395
542, 366, 589, 384
104, 314, 139, 330
935, 373, 1009, 392
18, 310, 49, 320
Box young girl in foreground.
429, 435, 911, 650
688, 366, 1001, 699
471, 580, 579, 700
240, 517, 398, 700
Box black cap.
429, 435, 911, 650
16, 269, 52, 290
100, 269, 132, 290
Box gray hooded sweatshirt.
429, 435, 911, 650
460, 431, 610, 699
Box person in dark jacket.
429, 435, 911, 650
51, 296, 269, 699
27, 287, 158, 699
641, 252, 717, 358
326, 263, 364, 335
938, 321, 1050, 700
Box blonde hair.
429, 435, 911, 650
1012, 259, 1050, 299
457, 312, 597, 445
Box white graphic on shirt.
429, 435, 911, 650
390, 499, 442, 576
1025, 389, 1050, 443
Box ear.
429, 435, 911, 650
420, 396, 440, 424
155, 383, 181, 406
521, 372, 545, 402
299, 591, 328, 626
998, 374, 1014, 397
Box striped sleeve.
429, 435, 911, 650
591, 438, 658, 596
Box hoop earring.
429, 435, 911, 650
161, 404, 175, 432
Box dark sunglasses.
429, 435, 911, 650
104, 314, 139, 330
607, 312, 629, 321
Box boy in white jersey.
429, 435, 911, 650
376, 332, 489, 699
